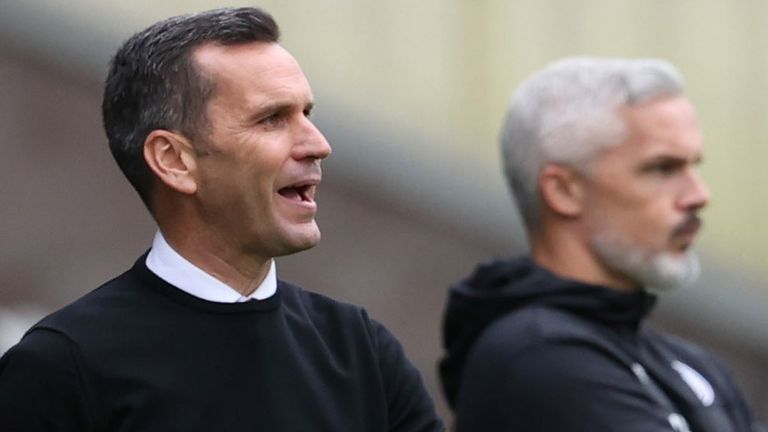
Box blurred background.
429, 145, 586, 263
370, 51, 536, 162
2, 0, 768, 424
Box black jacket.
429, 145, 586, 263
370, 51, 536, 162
440, 257, 756, 432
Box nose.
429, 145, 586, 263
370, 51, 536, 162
679, 169, 710, 212
293, 118, 332, 161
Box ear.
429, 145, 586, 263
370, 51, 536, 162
539, 163, 585, 218
143, 130, 198, 195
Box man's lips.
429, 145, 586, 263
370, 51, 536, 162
671, 215, 702, 247
277, 178, 320, 206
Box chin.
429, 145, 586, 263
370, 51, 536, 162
275, 225, 322, 256
642, 251, 701, 293
592, 233, 701, 294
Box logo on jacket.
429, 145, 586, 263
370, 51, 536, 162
668, 413, 692, 432
671, 360, 715, 406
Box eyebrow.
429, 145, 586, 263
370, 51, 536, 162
638, 153, 703, 170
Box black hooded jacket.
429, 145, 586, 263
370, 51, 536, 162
440, 257, 755, 432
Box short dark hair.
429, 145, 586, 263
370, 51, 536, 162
102, 7, 280, 208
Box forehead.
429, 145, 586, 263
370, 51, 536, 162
192, 41, 312, 105
606, 96, 703, 161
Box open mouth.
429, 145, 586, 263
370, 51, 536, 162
277, 183, 316, 203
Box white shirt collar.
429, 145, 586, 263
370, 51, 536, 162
145, 231, 277, 303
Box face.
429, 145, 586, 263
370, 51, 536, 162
189, 42, 331, 261
580, 96, 710, 292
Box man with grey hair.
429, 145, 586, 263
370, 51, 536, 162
440, 57, 757, 431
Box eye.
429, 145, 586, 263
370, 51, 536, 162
651, 161, 679, 174
303, 106, 313, 118
642, 158, 685, 176
258, 112, 286, 128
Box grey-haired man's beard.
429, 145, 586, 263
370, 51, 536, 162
592, 232, 701, 293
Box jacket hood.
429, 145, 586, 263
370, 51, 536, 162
439, 256, 656, 408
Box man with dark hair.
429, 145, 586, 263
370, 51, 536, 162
0, 8, 443, 431
439, 57, 758, 431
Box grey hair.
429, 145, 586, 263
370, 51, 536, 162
499, 57, 684, 230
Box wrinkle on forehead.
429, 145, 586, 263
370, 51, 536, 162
194, 42, 311, 107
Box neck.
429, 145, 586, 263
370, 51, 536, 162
152, 193, 272, 297
160, 227, 272, 297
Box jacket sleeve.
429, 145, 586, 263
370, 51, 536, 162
455, 330, 678, 432
0, 328, 92, 431
371, 319, 445, 432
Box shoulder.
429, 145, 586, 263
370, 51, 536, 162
472, 305, 601, 360
467, 306, 627, 381
36, 268, 140, 328
0, 328, 93, 429
277, 279, 390, 347
461, 305, 636, 401
278, 280, 364, 314
278, 279, 370, 325
2, 327, 80, 368
277, 280, 408, 357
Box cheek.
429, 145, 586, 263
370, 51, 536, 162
618, 204, 676, 248
585, 178, 679, 244
594, 183, 664, 219
232, 156, 279, 191
586, 192, 658, 234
